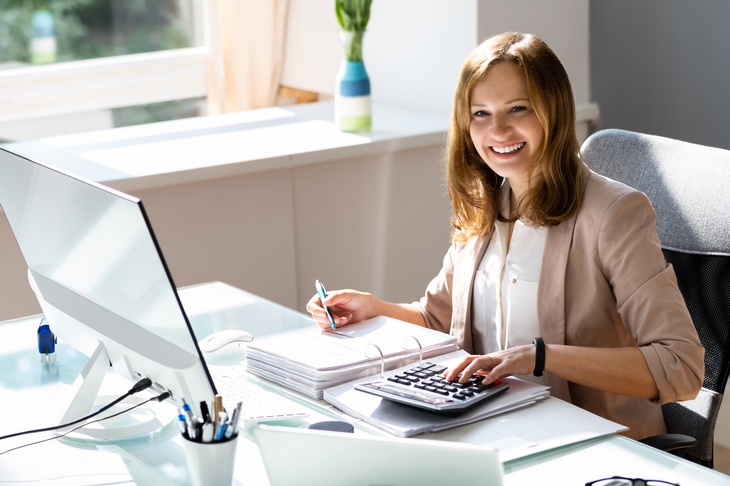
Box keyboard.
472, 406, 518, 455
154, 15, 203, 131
210, 367, 309, 428
354, 361, 509, 416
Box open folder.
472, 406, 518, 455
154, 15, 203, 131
245, 316, 459, 399
323, 349, 551, 438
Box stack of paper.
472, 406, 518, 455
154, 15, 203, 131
245, 316, 459, 399
323, 349, 551, 438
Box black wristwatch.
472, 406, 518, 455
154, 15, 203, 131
533, 337, 545, 377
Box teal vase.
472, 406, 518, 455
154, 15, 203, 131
30, 10, 57, 64
335, 31, 372, 132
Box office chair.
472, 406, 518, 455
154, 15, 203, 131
581, 128, 730, 468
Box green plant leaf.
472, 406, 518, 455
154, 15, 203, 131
335, 0, 372, 32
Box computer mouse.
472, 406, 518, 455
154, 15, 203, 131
198, 329, 254, 356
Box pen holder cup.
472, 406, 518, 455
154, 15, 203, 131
183, 433, 239, 486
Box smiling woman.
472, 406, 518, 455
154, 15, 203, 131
468, 61, 544, 200
305, 32, 704, 443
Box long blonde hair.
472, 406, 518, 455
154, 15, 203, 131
446, 32, 583, 242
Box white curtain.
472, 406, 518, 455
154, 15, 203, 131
204, 0, 290, 114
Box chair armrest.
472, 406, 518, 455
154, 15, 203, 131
639, 433, 697, 452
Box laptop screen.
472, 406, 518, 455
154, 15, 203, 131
254, 425, 504, 486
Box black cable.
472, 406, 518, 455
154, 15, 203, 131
0, 390, 171, 456
0, 377, 153, 442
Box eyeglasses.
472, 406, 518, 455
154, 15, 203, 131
585, 477, 680, 486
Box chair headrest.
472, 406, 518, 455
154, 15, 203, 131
581, 129, 730, 256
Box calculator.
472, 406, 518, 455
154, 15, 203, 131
354, 361, 509, 415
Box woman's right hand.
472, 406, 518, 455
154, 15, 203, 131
306, 289, 378, 330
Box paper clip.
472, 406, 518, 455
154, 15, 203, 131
403, 335, 423, 363
365, 342, 385, 378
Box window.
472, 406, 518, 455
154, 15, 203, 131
0, 1, 303, 143
0, 0, 206, 141
0, 0, 201, 64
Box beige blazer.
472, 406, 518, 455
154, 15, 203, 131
415, 165, 705, 440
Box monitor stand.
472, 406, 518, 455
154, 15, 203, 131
56, 342, 170, 442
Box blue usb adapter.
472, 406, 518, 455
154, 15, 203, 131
37, 317, 57, 364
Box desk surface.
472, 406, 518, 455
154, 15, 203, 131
0, 282, 728, 485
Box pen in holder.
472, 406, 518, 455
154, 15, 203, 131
180, 397, 241, 486
183, 434, 238, 486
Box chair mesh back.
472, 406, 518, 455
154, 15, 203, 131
664, 249, 730, 394
662, 249, 729, 468
661, 389, 721, 467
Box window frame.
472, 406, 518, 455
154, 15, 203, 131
0, 47, 207, 124
0, 0, 207, 125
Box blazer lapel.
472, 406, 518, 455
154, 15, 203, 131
539, 217, 572, 346
538, 165, 590, 345
537, 166, 590, 401
452, 234, 490, 354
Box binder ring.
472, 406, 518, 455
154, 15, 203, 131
365, 342, 385, 378
403, 335, 423, 363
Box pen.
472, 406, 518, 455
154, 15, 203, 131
226, 401, 243, 439
177, 413, 189, 439
315, 279, 337, 330
215, 412, 229, 442
180, 398, 198, 440
181, 398, 195, 423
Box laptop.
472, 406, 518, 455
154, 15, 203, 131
254, 425, 504, 486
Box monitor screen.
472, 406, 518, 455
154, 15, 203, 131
0, 147, 216, 415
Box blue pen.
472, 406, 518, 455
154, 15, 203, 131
181, 398, 195, 422
177, 413, 189, 439
215, 412, 229, 442
180, 398, 198, 440
315, 279, 337, 330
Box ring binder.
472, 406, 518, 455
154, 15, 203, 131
244, 316, 459, 399
365, 343, 385, 378
403, 335, 423, 363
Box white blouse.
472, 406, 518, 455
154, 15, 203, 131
471, 186, 548, 383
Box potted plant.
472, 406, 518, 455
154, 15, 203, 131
334, 0, 373, 132
336, 0, 371, 61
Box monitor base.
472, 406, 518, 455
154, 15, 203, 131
55, 341, 172, 442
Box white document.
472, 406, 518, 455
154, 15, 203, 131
245, 316, 459, 399
420, 396, 628, 462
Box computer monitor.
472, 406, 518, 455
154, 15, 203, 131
0, 147, 216, 438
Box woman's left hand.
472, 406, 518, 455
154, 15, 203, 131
445, 345, 537, 385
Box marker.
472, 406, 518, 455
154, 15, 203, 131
315, 279, 337, 330
213, 394, 224, 433
202, 422, 214, 443
199, 400, 211, 423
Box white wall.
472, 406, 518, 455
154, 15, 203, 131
476, 0, 590, 106
282, 0, 477, 115
282, 0, 590, 114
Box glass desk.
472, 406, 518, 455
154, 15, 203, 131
0, 282, 728, 485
